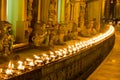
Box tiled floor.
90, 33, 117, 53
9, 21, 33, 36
87, 32, 120, 80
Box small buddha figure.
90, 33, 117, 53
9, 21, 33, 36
53, 23, 59, 44
86, 20, 97, 36
32, 23, 47, 46
93, 18, 99, 32
32, 33, 40, 46
57, 24, 65, 45
72, 22, 78, 39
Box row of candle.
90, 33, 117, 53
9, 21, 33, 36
0, 25, 115, 79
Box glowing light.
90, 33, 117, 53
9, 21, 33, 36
6, 61, 14, 75
33, 55, 40, 59
17, 61, 25, 71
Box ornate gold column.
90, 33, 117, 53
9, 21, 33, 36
41, 0, 50, 23
37, 0, 41, 22
104, 0, 110, 20
48, 0, 58, 23
79, 0, 86, 29
115, 0, 120, 18
65, 0, 71, 23
71, 1, 75, 21
1, 0, 7, 21
101, 0, 106, 17
74, 1, 80, 24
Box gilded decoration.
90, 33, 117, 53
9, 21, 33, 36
30, 0, 100, 49
0, 21, 14, 56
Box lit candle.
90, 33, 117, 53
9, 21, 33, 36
68, 46, 73, 54
17, 61, 25, 71
26, 58, 35, 67
33, 55, 40, 59
50, 51, 56, 60
5, 69, 13, 75
63, 50, 67, 57
0, 68, 3, 73
58, 51, 62, 57
55, 51, 62, 58
34, 59, 43, 66
6, 61, 14, 75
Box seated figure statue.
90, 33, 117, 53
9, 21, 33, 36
32, 23, 47, 46
79, 20, 97, 37
57, 24, 65, 45
71, 22, 79, 40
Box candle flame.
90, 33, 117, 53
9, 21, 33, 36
26, 58, 33, 61
0, 68, 3, 73
6, 61, 14, 75
43, 54, 48, 57
6, 69, 13, 75
17, 61, 25, 70
50, 51, 54, 55
33, 55, 40, 59
8, 61, 14, 69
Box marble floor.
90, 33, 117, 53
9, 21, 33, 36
87, 31, 120, 80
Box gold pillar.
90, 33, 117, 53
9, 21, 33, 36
101, 0, 106, 17
71, 3, 75, 21
37, 0, 41, 22
79, 1, 86, 29
41, 0, 50, 23
115, 0, 120, 18
60, 0, 65, 23
1, 0, 7, 21
0, 0, 1, 20
16, 0, 28, 43
65, 0, 71, 23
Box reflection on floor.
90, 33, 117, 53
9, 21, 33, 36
87, 31, 120, 80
